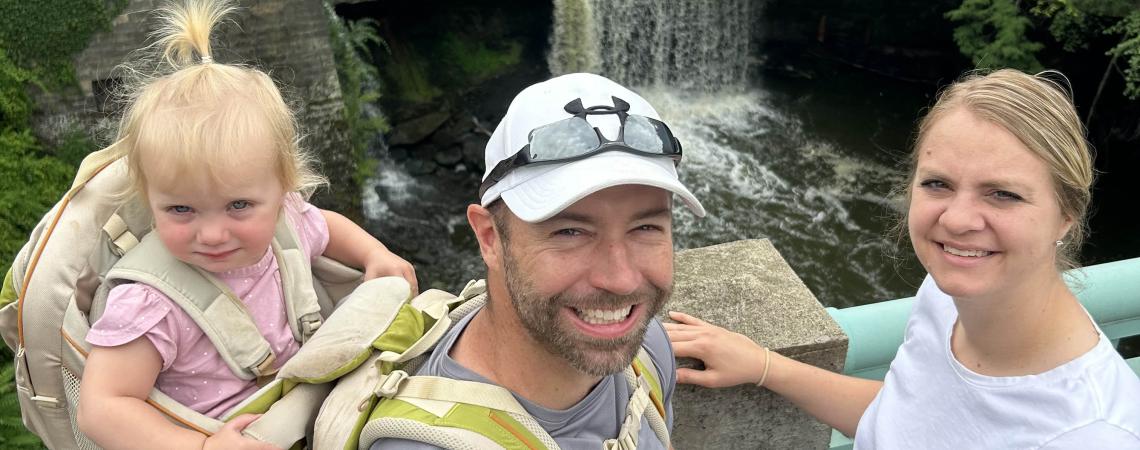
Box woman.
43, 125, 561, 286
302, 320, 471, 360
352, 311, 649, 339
666, 69, 1140, 449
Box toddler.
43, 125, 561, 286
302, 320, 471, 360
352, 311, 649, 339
76, 1, 415, 449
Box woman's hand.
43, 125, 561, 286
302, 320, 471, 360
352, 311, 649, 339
202, 414, 281, 450
665, 311, 769, 388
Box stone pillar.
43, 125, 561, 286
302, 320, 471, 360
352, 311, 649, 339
665, 239, 848, 449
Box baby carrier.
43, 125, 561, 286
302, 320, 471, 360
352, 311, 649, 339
0, 147, 365, 449
285, 277, 673, 450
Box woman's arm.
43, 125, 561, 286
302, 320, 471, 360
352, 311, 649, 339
321, 209, 417, 293
665, 311, 881, 436
79, 338, 277, 450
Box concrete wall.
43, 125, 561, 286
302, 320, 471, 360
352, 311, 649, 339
667, 239, 849, 449
35, 0, 359, 218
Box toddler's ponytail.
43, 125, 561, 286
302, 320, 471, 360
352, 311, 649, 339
152, 0, 236, 67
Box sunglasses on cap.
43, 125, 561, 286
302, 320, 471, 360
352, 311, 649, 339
478, 96, 683, 199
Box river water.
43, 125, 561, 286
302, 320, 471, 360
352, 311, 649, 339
363, 0, 941, 307
364, 67, 938, 308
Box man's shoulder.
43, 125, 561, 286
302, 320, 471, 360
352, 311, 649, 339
641, 318, 675, 370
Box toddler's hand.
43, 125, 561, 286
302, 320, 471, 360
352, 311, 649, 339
363, 247, 419, 295
202, 414, 281, 450
665, 311, 769, 388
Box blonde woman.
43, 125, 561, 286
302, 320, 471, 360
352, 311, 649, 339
667, 69, 1140, 449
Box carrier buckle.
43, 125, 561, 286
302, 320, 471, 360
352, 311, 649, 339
602, 434, 637, 450
374, 370, 409, 398
30, 395, 59, 407
300, 316, 322, 340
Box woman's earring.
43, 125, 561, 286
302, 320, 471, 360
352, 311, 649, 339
1056, 240, 1064, 247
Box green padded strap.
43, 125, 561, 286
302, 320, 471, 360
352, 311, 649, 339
377, 301, 451, 364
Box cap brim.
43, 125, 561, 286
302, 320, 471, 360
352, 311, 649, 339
497, 152, 706, 223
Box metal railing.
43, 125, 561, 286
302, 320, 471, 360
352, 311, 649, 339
824, 257, 1140, 449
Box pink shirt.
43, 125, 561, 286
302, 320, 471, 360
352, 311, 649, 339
87, 194, 329, 418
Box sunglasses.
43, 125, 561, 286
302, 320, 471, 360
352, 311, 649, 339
478, 96, 683, 199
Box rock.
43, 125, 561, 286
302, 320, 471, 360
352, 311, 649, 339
388, 111, 451, 146
387, 146, 409, 161
405, 159, 438, 176
433, 145, 464, 166
667, 239, 847, 449
462, 136, 488, 167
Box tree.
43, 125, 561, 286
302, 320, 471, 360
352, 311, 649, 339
946, 0, 1045, 72
946, 0, 1140, 101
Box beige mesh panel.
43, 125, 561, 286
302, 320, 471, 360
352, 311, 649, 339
62, 367, 101, 450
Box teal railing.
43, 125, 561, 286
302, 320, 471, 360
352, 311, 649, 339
824, 257, 1140, 449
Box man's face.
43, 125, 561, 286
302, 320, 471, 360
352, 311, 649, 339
496, 185, 675, 377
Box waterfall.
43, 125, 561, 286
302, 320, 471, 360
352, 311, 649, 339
548, 0, 754, 91
547, 0, 600, 75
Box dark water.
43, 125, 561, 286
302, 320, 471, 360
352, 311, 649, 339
365, 68, 937, 308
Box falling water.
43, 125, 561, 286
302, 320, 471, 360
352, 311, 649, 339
548, 0, 754, 91
540, 0, 923, 305
366, 1, 926, 305
547, 0, 600, 75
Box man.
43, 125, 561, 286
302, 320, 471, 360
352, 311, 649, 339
371, 72, 705, 449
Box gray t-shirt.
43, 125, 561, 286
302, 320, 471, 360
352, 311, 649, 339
369, 305, 676, 449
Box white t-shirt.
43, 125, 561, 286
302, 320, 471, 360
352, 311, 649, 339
855, 275, 1140, 449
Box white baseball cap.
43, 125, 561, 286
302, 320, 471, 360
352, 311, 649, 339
479, 73, 705, 222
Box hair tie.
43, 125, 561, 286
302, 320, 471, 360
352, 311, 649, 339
756, 347, 772, 388
200, 55, 214, 64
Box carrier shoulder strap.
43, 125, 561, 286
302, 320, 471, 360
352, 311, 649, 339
363, 375, 561, 450
271, 212, 325, 341
605, 348, 671, 450
106, 233, 278, 380
104, 213, 324, 380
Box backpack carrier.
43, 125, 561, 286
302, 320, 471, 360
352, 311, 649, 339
0, 147, 365, 449
282, 277, 673, 450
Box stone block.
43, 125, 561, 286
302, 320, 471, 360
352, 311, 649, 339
665, 239, 848, 449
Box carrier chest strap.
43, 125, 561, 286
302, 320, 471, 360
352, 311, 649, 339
383, 376, 530, 415
103, 214, 322, 380
107, 233, 276, 380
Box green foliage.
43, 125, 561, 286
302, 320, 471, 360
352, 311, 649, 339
948, 0, 1140, 99
946, 0, 1045, 72
0, 49, 38, 130
436, 33, 523, 82
0, 0, 128, 88
0, 4, 122, 442
1034, 0, 1091, 52
325, 2, 390, 185
0, 130, 76, 278
1107, 10, 1140, 98
384, 54, 444, 103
